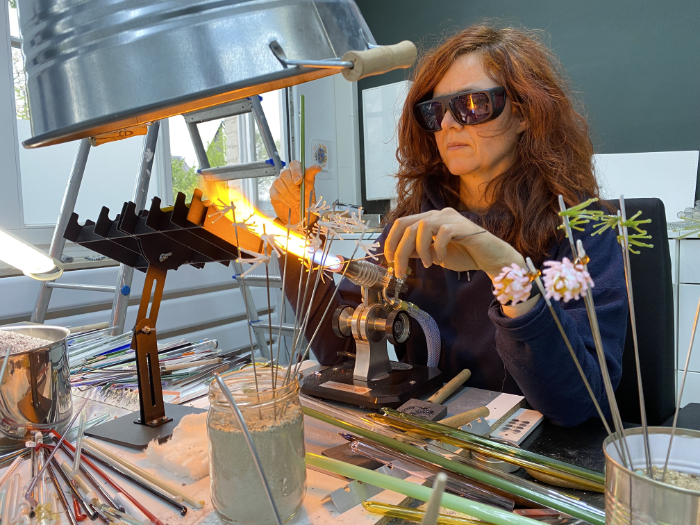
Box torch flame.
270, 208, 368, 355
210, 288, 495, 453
202, 180, 344, 269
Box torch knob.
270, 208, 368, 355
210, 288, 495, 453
332, 306, 354, 338
386, 310, 411, 345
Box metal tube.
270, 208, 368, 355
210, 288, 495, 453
111, 121, 160, 335
250, 96, 283, 173
32, 139, 91, 323
213, 374, 282, 525
59, 446, 124, 513
576, 241, 633, 469
283, 58, 353, 69
52, 457, 96, 520
45, 458, 78, 525
662, 293, 700, 480
46, 283, 116, 292
617, 199, 652, 476
79, 449, 187, 516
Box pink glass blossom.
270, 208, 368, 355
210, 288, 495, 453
542, 257, 594, 303
493, 263, 533, 305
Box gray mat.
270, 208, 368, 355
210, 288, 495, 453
85, 403, 206, 449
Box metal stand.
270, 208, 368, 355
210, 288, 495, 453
31, 123, 161, 331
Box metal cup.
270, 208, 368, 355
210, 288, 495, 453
0, 324, 72, 451
604, 426, 700, 524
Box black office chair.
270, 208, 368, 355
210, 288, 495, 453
610, 198, 676, 425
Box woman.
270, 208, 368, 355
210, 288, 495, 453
270, 25, 627, 426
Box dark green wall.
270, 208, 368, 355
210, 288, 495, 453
356, 0, 700, 213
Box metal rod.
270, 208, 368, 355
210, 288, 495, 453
45, 457, 78, 525
213, 374, 282, 525
46, 283, 117, 292
232, 206, 261, 392
32, 138, 91, 323
250, 96, 284, 173
525, 257, 623, 461
662, 293, 700, 480
59, 446, 124, 513
576, 240, 633, 469
557, 196, 631, 468
23, 396, 90, 507
291, 233, 337, 377
78, 448, 187, 515
111, 121, 160, 335
617, 198, 652, 476
52, 456, 96, 520
290, 230, 334, 368
292, 230, 366, 379
299, 94, 306, 225
263, 225, 275, 390
284, 58, 353, 69
275, 211, 292, 370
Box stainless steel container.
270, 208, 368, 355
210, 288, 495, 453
604, 427, 700, 524
17, 0, 374, 148
0, 325, 72, 451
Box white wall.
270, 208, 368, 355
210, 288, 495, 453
292, 75, 361, 206
16, 120, 166, 227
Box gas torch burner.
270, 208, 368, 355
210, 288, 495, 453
329, 257, 413, 382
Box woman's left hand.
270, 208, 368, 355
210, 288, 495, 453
385, 208, 526, 280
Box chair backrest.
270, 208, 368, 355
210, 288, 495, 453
610, 198, 675, 425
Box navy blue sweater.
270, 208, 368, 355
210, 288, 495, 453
283, 185, 628, 427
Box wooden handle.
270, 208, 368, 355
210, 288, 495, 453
441, 407, 490, 428
428, 369, 472, 404
341, 41, 417, 82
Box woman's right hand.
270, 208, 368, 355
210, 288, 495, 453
270, 161, 322, 225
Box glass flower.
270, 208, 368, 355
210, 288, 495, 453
493, 263, 533, 305
542, 257, 594, 302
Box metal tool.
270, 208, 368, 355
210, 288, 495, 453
301, 258, 443, 408
398, 370, 472, 420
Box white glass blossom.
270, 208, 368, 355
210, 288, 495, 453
542, 257, 594, 303
493, 263, 533, 305
235, 248, 271, 277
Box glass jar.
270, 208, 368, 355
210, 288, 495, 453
208, 368, 306, 525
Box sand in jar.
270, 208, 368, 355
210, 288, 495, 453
209, 370, 306, 525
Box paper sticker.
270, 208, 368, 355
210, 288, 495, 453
320, 381, 371, 395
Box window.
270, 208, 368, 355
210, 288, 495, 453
168, 89, 287, 214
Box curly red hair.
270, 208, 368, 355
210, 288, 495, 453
389, 25, 604, 260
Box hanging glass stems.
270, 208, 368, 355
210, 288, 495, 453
376, 409, 604, 492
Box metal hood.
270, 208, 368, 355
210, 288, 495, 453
17, 0, 394, 148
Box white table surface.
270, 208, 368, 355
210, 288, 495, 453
3, 364, 411, 525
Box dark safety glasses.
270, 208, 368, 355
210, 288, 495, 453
413, 87, 507, 132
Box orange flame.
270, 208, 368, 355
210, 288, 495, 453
203, 180, 310, 259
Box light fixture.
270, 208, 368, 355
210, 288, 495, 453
0, 228, 63, 280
